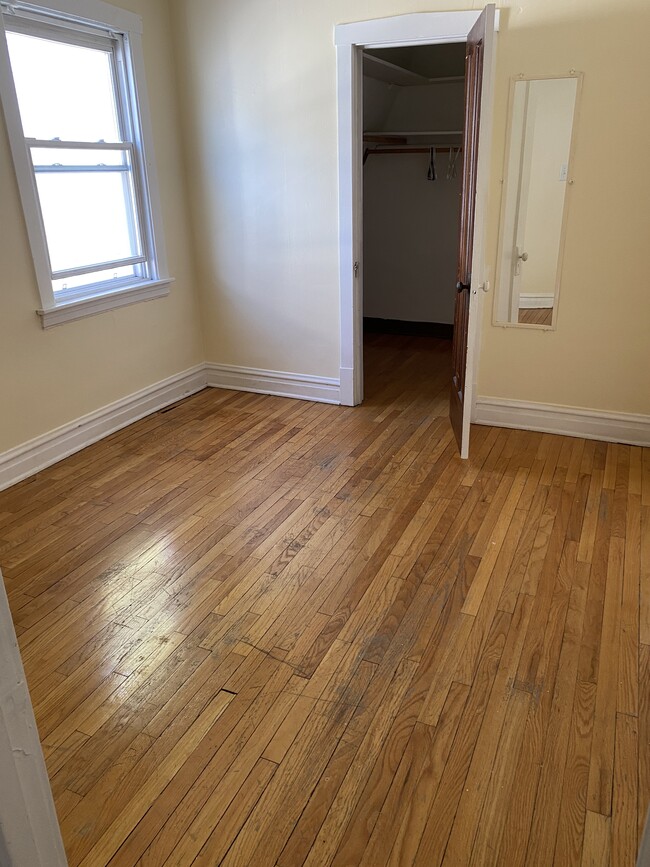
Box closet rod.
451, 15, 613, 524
363, 130, 463, 137
367, 146, 461, 151
363, 145, 462, 164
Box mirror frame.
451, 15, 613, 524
492, 70, 583, 330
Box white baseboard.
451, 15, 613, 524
518, 294, 555, 309
205, 363, 340, 404
339, 367, 355, 407
0, 362, 342, 492
1, 367, 645, 492
0, 366, 207, 492
474, 396, 650, 447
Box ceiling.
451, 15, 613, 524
364, 43, 466, 87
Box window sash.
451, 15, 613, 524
52, 255, 145, 281
2, 19, 153, 293
24, 138, 148, 282
26, 139, 131, 149
5, 20, 128, 145
30, 140, 133, 173
0, 0, 169, 320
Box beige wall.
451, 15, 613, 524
0, 0, 203, 454
482, 0, 649, 414
3, 0, 649, 459
173, 0, 650, 417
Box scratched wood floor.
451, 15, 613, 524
1, 331, 648, 866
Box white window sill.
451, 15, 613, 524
37, 278, 173, 328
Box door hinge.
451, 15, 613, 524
354, 261, 360, 278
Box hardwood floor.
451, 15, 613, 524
1, 331, 648, 866
518, 306, 553, 326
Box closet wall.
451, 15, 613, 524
363, 78, 464, 325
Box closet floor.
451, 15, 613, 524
1, 332, 648, 866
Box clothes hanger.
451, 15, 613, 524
447, 146, 461, 179
427, 147, 436, 181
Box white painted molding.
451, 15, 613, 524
0, 361, 342, 492
334, 8, 499, 424
0, 365, 207, 492
37, 279, 172, 328
334, 10, 500, 47
474, 396, 650, 447
206, 363, 340, 404
0, 0, 142, 33
518, 293, 555, 309
0, 569, 67, 866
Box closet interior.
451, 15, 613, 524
362, 43, 466, 383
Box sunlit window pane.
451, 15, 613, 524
35, 164, 142, 273
6, 30, 120, 141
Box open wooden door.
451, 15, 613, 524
450, 4, 496, 458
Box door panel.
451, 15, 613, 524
450, 4, 495, 457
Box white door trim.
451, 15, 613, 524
334, 10, 499, 409
462, 6, 498, 457
0, 570, 67, 866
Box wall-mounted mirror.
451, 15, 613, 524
494, 73, 581, 328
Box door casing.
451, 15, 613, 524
334, 10, 499, 456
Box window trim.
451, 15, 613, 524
0, 0, 173, 327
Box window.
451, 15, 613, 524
0, 0, 171, 326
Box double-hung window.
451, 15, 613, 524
0, 0, 171, 326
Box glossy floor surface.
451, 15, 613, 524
1, 332, 648, 866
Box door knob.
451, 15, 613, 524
514, 246, 528, 276
456, 281, 470, 292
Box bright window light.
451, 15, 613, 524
0, 1, 170, 324
32, 148, 143, 274
6, 31, 120, 142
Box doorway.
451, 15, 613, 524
361, 42, 465, 409
335, 9, 498, 457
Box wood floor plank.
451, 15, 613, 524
468, 687, 531, 867
641, 505, 650, 646
276, 660, 377, 867
300, 658, 418, 867
619, 493, 640, 717
77, 689, 234, 866
524, 541, 591, 866
191, 757, 278, 866
554, 675, 597, 867
386, 682, 469, 867
412, 611, 511, 867
0, 331, 646, 867
612, 712, 638, 867
587, 536, 625, 816
638, 645, 650, 845
582, 810, 612, 867
441, 594, 533, 866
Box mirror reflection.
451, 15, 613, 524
494, 74, 580, 327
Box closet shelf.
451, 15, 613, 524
363, 54, 430, 87
362, 53, 464, 88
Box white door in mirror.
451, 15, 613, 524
493, 73, 582, 327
